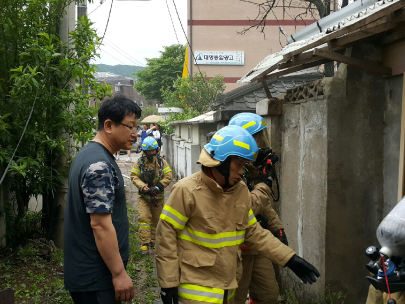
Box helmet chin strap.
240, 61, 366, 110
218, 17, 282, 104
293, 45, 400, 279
216, 157, 232, 188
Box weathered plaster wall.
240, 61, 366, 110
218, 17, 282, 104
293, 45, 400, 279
277, 87, 328, 300
325, 49, 387, 302
258, 50, 403, 302
383, 75, 402, 215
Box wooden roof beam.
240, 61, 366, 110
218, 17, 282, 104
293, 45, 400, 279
261, 80, 273, 99
383, 26, 405, 44
278, 55, 324, 70
262, 59, 329, 81
313, 48, 392, 76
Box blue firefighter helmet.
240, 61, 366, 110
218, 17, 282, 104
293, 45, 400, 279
228, 112, 267, 135
142, 137, 159, 151
204, 125, 258, 162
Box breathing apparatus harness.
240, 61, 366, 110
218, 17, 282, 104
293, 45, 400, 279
365, 246, 405, 304
138, 153, 164, 207
244, 147, 280, 202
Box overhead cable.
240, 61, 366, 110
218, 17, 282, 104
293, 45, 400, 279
171, 0, 202, 75
103, 39, 146, 67
0, 84, 40, 186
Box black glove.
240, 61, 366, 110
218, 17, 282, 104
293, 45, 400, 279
156, 182, 164, 192
273, 229, 288, 246
286, 255, 320, 284
151, 185, 162, 195
161, 287, 178, 304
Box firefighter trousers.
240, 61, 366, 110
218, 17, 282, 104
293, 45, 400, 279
138, 196, 164, 244
234, 253, 279, 304
366, 285, 405, 304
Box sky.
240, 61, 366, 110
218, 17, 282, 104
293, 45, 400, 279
86, 0, 188, 67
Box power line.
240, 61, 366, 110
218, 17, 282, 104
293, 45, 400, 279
0, 84, 40, 186
171, 0, 202, 75
88, 0, 107, 16
165, 0, 180, 45
100, 47, 127, 65
103, 38, 146, 67
100, 0, 114, 42
166, 0, 189, 77
103, 41, 145, 66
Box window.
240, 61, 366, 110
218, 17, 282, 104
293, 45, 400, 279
115, 82, 121, 92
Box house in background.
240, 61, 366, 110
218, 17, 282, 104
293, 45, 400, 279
158, 107, 184, 119
91, 72, 158, 108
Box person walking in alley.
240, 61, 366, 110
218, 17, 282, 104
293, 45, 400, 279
64, 93, 141, 303
155, 125, 319, 304
153, 124, 163, 148
229, 112, 287, 304
138, 124, 153, 145
130, 136, 172, 254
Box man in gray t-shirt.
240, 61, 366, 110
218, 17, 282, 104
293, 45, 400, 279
64, 93, 141, 304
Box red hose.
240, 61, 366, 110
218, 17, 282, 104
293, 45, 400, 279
380, 254, 392, 300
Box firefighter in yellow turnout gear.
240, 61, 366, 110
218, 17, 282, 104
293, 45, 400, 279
155, 126, 319, 304
229, 113, 287, 304
131, 137, 172, 254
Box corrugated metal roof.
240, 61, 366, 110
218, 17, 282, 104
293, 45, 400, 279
238, 0, 400, 83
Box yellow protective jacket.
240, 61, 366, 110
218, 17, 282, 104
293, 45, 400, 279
250, 183, 283, 233
155, 169, 295, 304
130, 154, 172, 199
241, 163, 284, 255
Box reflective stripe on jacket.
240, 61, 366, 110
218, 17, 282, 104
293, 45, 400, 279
155, 169, 295, 304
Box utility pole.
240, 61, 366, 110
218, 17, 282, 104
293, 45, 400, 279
53, 1, 78, 249
78, 1, 87, 18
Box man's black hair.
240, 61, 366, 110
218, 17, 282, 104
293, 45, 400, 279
97, 93, 142, 130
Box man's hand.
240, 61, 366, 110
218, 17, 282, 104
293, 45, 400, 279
113, 270, 134, 301
286, 255, 320, 284
273, 229, 288, 246
142, 185, 150, 193
161, 287, 178, 304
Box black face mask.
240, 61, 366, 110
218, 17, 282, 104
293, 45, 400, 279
147, 155, 154, 162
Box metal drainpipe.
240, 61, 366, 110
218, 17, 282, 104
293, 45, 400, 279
190, 0, 193, 76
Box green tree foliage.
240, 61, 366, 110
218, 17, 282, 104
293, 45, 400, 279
95, 64, 144, 79
160, 72, 225, 133
140, 105, 158, 118
134, 44, 185, 103
162, 72, 225, 113
0, 0, 108, 246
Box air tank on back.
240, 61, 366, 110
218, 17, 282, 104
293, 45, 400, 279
377, 196, 405, 258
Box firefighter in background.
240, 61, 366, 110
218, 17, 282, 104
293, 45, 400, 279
131, 137, 172, 254
155, 125, 319, 304
229, 113, 287, 304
